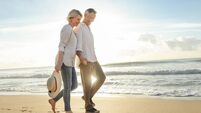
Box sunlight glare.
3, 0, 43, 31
91, 76, 97, 85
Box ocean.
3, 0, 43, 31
0, 58, 201, 97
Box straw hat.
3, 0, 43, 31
47, 71, 62, 98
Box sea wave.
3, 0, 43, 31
1, 69, 201, 79
0, 74, 50, 79
105, 69, 201, 75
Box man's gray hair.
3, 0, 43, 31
67, 9, 82, 22
84, 8, 97, 15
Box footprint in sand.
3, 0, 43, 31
47, 111, 61, 113
1, 108, 12, 111
20, 106, 33, 113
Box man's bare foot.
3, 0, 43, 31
48, 99, 56, 113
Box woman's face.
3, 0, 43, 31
71, 15, 82, 27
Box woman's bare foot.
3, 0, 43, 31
66, 111, 73, 113
48, 99, 56, 113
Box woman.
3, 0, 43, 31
48, 9, 82, 113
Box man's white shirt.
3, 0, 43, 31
74, 22, 97, 62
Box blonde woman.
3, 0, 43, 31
48, 9, 82, 113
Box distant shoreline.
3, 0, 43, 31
103, 57, 201, 66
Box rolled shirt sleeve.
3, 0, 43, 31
74, 24, 83, 52
58, 25, 72, 52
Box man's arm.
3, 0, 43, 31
74, 24, 88, 65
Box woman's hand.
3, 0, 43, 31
79, 56, 88, 65
76, 51, 87, 65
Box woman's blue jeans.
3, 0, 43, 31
53, 64, 78, 111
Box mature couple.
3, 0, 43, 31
48, 8, 106, 113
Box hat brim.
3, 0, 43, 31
48, 71, 62, 98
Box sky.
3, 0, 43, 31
0, 0, 201, 69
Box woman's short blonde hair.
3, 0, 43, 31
67, 9, 82, 22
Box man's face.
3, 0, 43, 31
71, 15, 82, 26
85, 13, 96, 25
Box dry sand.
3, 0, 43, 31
0, 95, 201, 113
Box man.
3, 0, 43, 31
74, 8, 106, 113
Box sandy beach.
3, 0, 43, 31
0, 95, 201, 113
